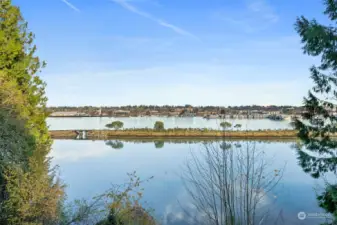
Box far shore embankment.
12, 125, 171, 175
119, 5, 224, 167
49, 129, 300, 140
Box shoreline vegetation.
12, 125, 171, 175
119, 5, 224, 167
49, 128, 300, 140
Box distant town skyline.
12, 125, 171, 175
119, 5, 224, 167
47, 104, 302, 107
14, 0, 324, 106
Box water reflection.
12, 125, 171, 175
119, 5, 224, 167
177, 142, 284, 225
103, 139, 296, 151
102, 139, 295, 146
293, 138, 337, 224
154, 141, 165, 149
50, 139, 330, 225
105, 140, 124, 149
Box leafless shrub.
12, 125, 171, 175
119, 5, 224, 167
181, 141, 284, 225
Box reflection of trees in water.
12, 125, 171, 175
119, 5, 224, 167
104, 139, 259, 151
105, 140, 124, 149
219, 142, 231, 150
101, 139, 295, 145
291, 140, 337, 179
292, 141, 337, 224
296, 148, 337, 179
180, 142, 284, 225
154, 141, 165, 149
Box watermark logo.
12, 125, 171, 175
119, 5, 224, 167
298, 211, 333, 220
297, 212, 306, 220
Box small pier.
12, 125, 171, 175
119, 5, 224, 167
75, 130, 87, 140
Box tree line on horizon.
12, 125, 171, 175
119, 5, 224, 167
47, 105, 303, 110
47, 105, 304, 117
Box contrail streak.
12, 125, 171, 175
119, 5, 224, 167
111, 0, 200, 41
61, 0, 80, 12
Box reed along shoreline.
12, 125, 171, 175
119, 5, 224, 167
49, 129, 299, 140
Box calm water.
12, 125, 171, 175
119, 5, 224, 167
50, 139, 336, 225
47, 116, 292, 130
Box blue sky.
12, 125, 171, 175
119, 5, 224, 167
14, 0, 326, 106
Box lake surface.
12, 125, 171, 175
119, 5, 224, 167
47, 117, 292, 130
50, 139, 336, 225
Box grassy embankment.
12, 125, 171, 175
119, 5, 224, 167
50, 128, 298, 140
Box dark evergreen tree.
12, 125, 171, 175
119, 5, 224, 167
294, 1, 337, 223
294, 0, 337, 178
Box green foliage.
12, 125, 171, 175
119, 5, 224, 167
294, 0, 337, 178
317, 184, 337, 218
2, 167, 63, 224
0, 75, 34, 169
0, 0, 63, 223
95, 209, 121, 225
234, 124, 242, 129
96, 172, 155, 225
106, 121, 124, 130
154, 121, 164, 130
52, 172, 156, 225
220, 121, 232, 130
294, 1, 337, 224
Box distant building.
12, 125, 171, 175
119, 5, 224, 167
186, 107, 194, 113
150, 110, 160, 116
196, 112, 204, 117
207, 114, 220, 119
114, 110, 130, 117
168, 112, 180, 117
250, 110, 263, 114
268, 111, 282, 115
50, 111, 81, 117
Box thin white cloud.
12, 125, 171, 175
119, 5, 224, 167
215, 0, 279, 33
248, 0, 279, 22
61, 0, 80, 12
124, 0, 162, 6
110, 0, 200, 41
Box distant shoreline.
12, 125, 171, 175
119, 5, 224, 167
47, 115, 292, 120
47, 105, 302, 119
50, 129, 298, 140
